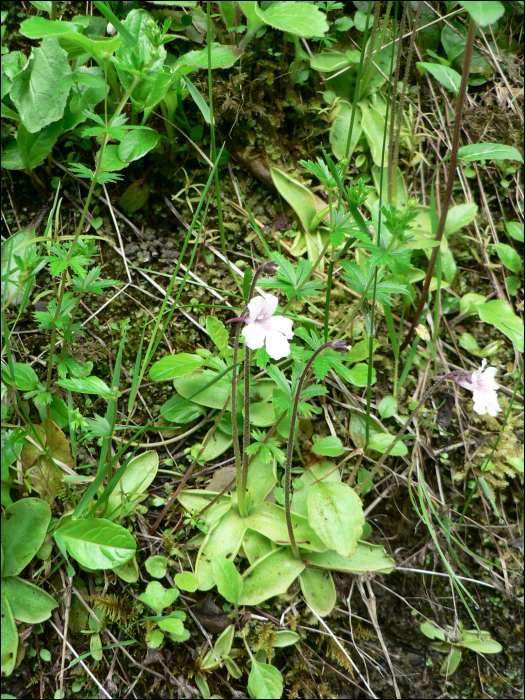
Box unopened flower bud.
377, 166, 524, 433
261, 261, 279, 275
329, 339, 351, 353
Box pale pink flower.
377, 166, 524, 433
242, 294, 293, 360
454, 360, 501, 417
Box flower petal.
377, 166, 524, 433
267, 315, 294, 339
265, 331, 292, 360
242, 322, 266, 350
246, 294, 278, 323
478, 366, 499, 391
472, 389, 501, 416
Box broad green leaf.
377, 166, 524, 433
242, 501, 328, 552
311, 51, 352, 72
506, 221, 523, 242
273, 630, 300, 647
461, 637, 502, 653
302, 542, 395, 573
478, 299, 524, 351
457, 143, 523, 163
255, 1, 328, 37
201, 427, 233, 462
175, 42, 243, 70
445, 203, 477, 234
246, 455, 277, 506
416, 62, 461, 93
206, 316, 230, 356
368, 432, 408, 456
378, 395, 397, 419
57, 376, 114, 397
118, 128, 160, 163
291, 461, 340, 517
307, 482, 364, 557
248, 659, 283, 700
177, 490, 231, 528
175, 571, 199, 592
347, 362, 376, 387
299, 568, 336, 617
157, 616, 184, 634
239, 547, 305, 605
458, 1, 504, 26
359, 100, 389, 166
1, 361, 39, 391
201, 624, 235, 671
212, 555, 243, 604
492, 243, 521, 273
460, 292, 486, 316
329, 100, 363, 161
346, 339, 378, 364
99, 144, 128, 171
1, 142, 25, 170
311, 435, 344, 456
1, 594, 17, 677
242, 530, 274, 565
19, 16, 122, 62
149, 354, 204, 381
420, 620, 446, 640
106, 450, 159, 519
16, 120, 63, 171
139, 580, 179, 614
1, 498, 51, 577
10, 36, 71, 133
54, 518, 136, 569
160, 395, 205, 424
113, 555, 139, 583
247, 402, 276, 427
196, 509, 246, 590
29, 1, 53, 11
270, 168, 318, 233
507, 457, 524, 473
174, 371, 232, 409
1, 576, 57, 623
1, 103, 19, 120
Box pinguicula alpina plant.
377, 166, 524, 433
151, 255, 397, 619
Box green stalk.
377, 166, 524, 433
284, 340, 350, 560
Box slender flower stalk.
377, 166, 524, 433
284, 339, 351, 560
229, 261, 279, 517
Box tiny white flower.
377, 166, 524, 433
107, 22, 116, 35
242, 293, 293, 360
454, 359, 501, 417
